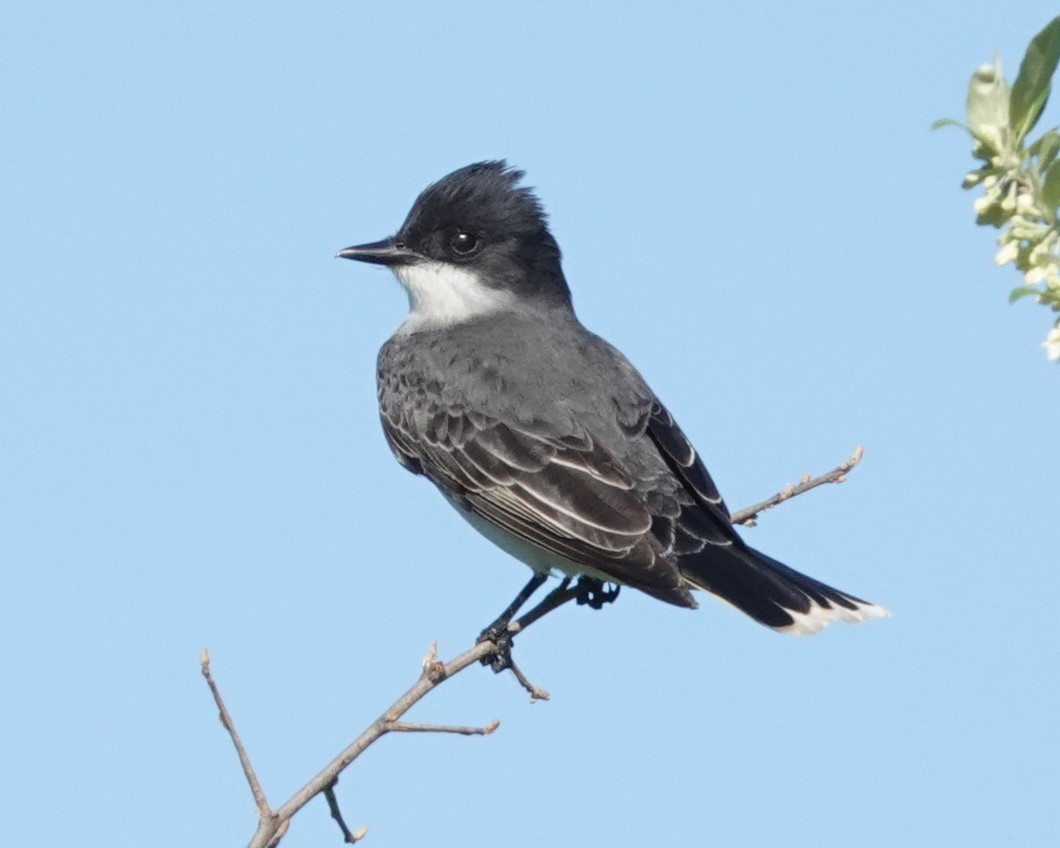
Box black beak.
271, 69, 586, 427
335, 237, 419, 267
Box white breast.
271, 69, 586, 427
441, 492, 617, 583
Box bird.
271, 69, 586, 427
337, 160, 887, 645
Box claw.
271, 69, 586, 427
574, 577, 621, 609
477, 624, 515, 673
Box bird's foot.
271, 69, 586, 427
477, 622, 515, 673
475, 572, 548, 673
574, 577, 620, 609
476, 623, 550, 700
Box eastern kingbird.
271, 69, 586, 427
338, 161, 887, 636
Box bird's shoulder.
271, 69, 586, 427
377, 311, 652, 439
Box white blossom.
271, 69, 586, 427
1043, 327, 1060, 361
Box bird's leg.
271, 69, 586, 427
478, 572, 548, 672
574, 577, 620, 610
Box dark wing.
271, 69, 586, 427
379, 403, 694, 607
646, 401, 729, 518
643, 399, 742, 553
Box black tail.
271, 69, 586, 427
678, 543, 888, 635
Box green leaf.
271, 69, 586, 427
1042, 160, 1060, 209
1040, 288, 1060, 306
975, 193, 1011, 227
976, 206, 1008, 228
1010, 16, 1060, 144
1010, 286, 1043, 303
930, 117, 967, 131
1029, 128, 1060, 170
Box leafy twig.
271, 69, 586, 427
935, 15, 1060, 359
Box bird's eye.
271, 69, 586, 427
449, 231, 480, 256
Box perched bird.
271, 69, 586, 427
338, 161, 887, 638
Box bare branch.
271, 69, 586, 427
204, 447, 865, 847
200, 649, 271, 818
384, 720, 500, 735
730, 446, 864, 527
240, 640, 498, 848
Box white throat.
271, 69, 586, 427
393, 261, 515, 334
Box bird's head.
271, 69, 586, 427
338, 161, 571, 329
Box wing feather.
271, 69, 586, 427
646, 402, 729, 516
379, 407, 692, 604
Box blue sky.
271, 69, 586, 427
3, 2, 1059, 845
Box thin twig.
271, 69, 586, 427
507, 659, 551, 702
730, 446, 864, 527
324, 781, 367, 844
323, 783, 349, 840
384, 720, 500, 735
200, 649, 271, 818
